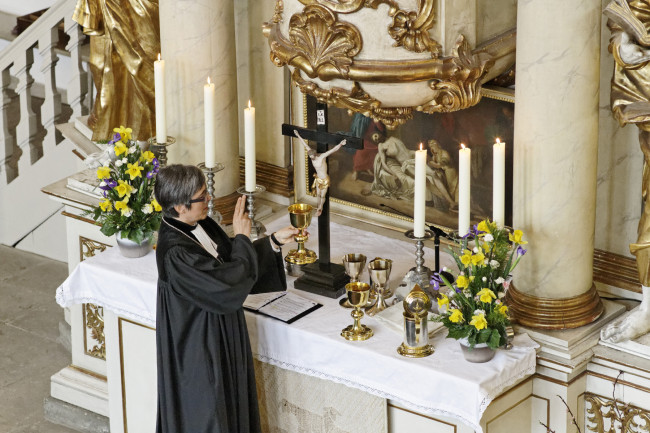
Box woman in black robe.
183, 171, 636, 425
153, 164, 297, 433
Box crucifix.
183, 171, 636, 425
281, 102, 363, 298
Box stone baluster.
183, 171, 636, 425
14, 45, 38, 175
39, 24, 62, 153
64, 17, 88, 119
0, 67, 17, 185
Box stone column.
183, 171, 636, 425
159, 0, 239, 197
507, 0, 603, 329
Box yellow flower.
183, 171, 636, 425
477, 220, 490, 234
499, 304, 509, 316
115, 180, 132, 198
456, 275, 469, 289
449, 309, 464, 323
437, 294, 449, 309
99, 199, 112, 212
460, 249, 472, 266
477, 288, 496, 303
151, 198, 162, 212
509, 229, 528, 245
483, 242, 491, 253
114, 140, 128, 157
142, 150, 155, 162
114, 125, 132, 141
470, 313, 488, 330
114, 197, 130, 215
96, 166, 111, 179
471, 252, 485, 266
126, 162, 144, 180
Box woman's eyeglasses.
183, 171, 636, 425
188, 194, 209, 204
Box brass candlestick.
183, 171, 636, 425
198, 162, 225, 225
285, 203, 317, 265
341, 282, 373, 341
147, 136, 176, 167
366, 258, 393, 316
340, 253, 367, 308
236, 185, 266, 241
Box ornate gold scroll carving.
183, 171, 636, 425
83, 303, 106, 360
585, 394, 650, 433
79, 236, 110, 262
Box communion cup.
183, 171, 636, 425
340, 254, 367, 308
366, 258, 393, 316
341, 282, 373, 341
285, 203, 317, 265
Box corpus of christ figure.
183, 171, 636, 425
294, 130, 346, 216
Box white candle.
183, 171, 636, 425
204, 77, 215, 168
493, 138, 506, 227
154, 54, 166, 143
244, 100, 256, 191
414, 143, 427, 238
458, 144, 471, 236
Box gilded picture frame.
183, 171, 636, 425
296, 86, 515, 233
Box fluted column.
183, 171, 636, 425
507, 0, 603, 329
160, 0, 239, 197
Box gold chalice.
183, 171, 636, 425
339, 253, 367, 308
341, 282, 373, 341
285, 203, 317, 265
366, 258, 393, 316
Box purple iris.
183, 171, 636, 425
517, 245, 527, 256
108, 132, 121, 145
146, 170, 154, 179
99, 179, 117, 191
430, 273, 443, 291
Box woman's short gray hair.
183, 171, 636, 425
154, 164, 205, 218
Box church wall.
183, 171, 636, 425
595, 0, 643, 258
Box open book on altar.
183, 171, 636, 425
243, 291, 322, 324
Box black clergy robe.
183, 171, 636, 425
155, 216, 286, 433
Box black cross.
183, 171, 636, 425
281, 103, 363, 298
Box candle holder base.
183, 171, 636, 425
236, 185, 267, 240
147, 136, 176, 167
198, 162, 225, 225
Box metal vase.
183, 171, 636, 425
458, 338, 496, 363
115, 233, 153, 258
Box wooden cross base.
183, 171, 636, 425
294, 261, 350, 299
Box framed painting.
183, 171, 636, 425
299, 86, 515, 233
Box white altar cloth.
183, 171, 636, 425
56, 217, 538, 432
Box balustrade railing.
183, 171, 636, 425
0, 0, 89, 185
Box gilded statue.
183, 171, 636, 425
602, 0, 650, 343
73, 0, 159, 141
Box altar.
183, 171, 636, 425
56, 214, 540, 433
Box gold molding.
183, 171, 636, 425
263, 2, 516, 127
82, 303, 106, 360
68, 364, 107, 381
593, 248, 641, 294
588, 371, 650, 395
238, 158, 294, 197
79, 236, 110, 262
506, 283, 604, 329
62, 210, 101, 226
585, 393, 650, 433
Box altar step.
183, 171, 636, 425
45, 396, 109, 433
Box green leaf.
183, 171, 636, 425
488, 329, 502, 349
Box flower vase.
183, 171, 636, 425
458, 338, 496, 363
115, 233, 153, 258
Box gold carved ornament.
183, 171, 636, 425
84, 303, 106, 360
263, 0, 513, 127
585, 393, 650, 433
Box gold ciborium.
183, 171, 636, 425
339, 253, 367, 308
341, 282, 373, 341
365, 258, 393, 316
285, 203, 317, 265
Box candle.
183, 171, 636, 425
414, 143, 427, 238
204, 77, 215, 168
244, 100, 256, 192
154, 54, 166, 143
458, 143, 471, 236
493, 138, 506, 227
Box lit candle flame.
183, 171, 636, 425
248, 100, 252, 109
496, 138, 501, 144
461, 143, 466, 150
157, 53, 161, 61
419, 142, 423, 151
207, 77, 211, 85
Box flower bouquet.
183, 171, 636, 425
432, 220, 527, 350
89, 126, 162, 244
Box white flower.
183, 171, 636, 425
495, 277, 505, 285
123, 208, 133, 218
459, 271, 465, 276
142, 204, 153, 214
473, 247, 479, 253
484, 234, 494, 242
490, 259, 500, 269
99, 181, 106, 187
482, 277, 487, 282
122, 157, 128, 163
484, 259, 489, 265
115, 159, 124, 167
128, 146, 137, 154
473, 309, 485, 316
442, 266, 449, 272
